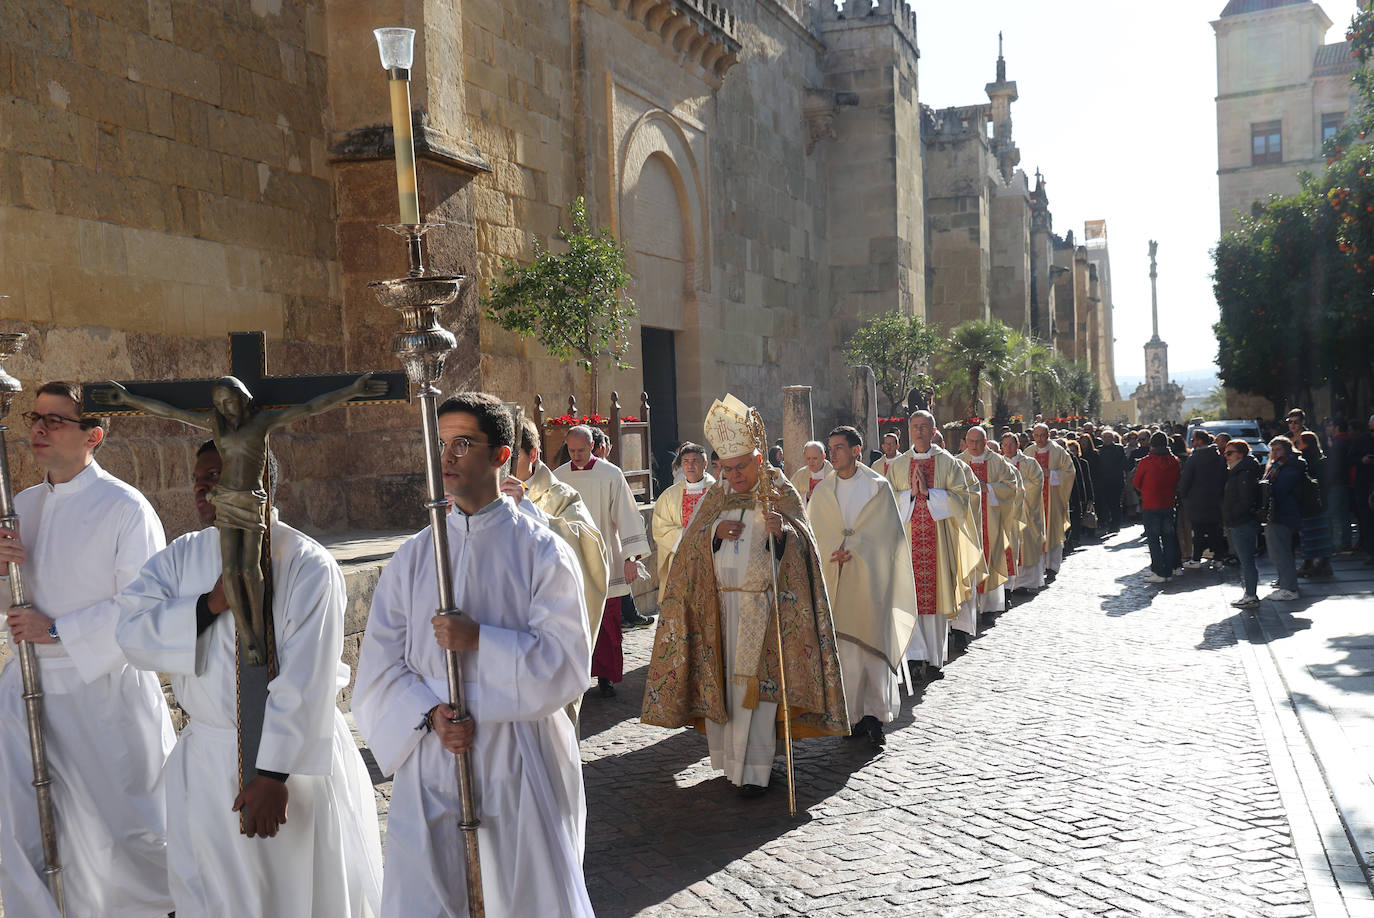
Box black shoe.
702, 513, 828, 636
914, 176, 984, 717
738, 783, 769, 799
597, 677, 616, 698
1308, 559, 1333, 578
1044, 569, 1058, 583
620, 610, 655, 630
924, 665, 945, 681
848, 721, 863, 739
861, 715, 885, 749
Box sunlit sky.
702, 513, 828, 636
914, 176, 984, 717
912, 0, 1361, 382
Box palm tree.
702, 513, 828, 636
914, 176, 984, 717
987, 330, 1052, 421
939, 319, 1013, 419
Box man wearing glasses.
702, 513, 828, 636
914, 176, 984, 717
354, 392, 594, 916
0, 381, 175, 916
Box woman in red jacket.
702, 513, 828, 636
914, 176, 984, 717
1133, 431, 1183, 583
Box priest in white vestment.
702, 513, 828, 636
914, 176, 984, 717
354, 393, 593, 917
872, 432, 902, 477
1031, 423, 1076, 580
789, 440, 833, 506
115, 442, 383, 917
807, 426, 916, 749
0, 381, 174, 918
555, 424, 650, 696
650, 441, 716, 582
884, 411, 984, 675
957, 427, 1019, 615
1002, 433, 1047, 592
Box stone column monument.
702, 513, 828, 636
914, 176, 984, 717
782, 386, 814, 474
850, 366, 879, 456
1130, 241, 1185, 423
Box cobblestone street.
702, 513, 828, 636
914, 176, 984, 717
575, 527, 1336, 917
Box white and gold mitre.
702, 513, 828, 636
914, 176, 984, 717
703, 394, 757, 460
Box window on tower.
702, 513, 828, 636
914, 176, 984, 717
1321, 112, 1345, 144
1251, 121, 1282, 166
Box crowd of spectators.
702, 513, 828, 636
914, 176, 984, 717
975, 405, 1374, 605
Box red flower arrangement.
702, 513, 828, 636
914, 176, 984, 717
543, 414, 639, 427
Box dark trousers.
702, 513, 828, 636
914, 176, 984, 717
1143, 508, 1181, 577
1190, 521, 1226, 561
1098, 487, 1123, 531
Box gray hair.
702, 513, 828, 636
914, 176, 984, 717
802, 440, 825, 454
565, 424, 595, 445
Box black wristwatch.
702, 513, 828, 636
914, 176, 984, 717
47, 621, 59, 642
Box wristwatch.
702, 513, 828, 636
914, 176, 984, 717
47, 621, 59, 642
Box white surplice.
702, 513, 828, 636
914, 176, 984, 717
705, 504, 780, 787
554, 458, 649, 598
0, 461, 175, 918
353, 498, 593, 918
115, 518, 383, 918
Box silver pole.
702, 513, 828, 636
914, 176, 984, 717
0, 332, 65, 914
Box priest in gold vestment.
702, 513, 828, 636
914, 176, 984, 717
956, 427, 1019, 615
650, 442, 715, 583
1030, 423, 1076, 580
1001, 432, 1046, 592
642, 395, 847, 798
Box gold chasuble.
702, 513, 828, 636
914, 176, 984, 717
884, 446, 985, 620
806, 462, 917, 672
1034, 440, 1077, 553
525, 460, 610, 642
641, 465, 849, 739
1007, 450, 1046, 566
789, 460, 833, 505
956, 450, 1020, 593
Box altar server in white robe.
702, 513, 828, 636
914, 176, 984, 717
354, 392, 593, 918
807, 426, 916, 749
650, 441, 715, 582
115, 441, 383, 917
0, 381, 174, 918
555, 424, 650, 695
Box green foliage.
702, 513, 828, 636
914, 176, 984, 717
1035, 354, 1100, 419
1196, 384, 1229, 421
987, 329, 1053, 419
1212, 7, 1374, 417
939, 319, 1014, 418
483, 197, 636, 407
843, 312, 943, 415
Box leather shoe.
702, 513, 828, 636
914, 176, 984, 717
738, 783, 769, 799
597, 677, 616, 698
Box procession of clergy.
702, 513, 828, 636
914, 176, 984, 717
0, 383, 1077, 918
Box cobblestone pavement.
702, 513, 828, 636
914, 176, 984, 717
575, 527, 1320, 917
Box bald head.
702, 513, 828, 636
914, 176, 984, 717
965, 426, 987, 456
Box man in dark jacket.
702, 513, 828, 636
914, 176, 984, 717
1222, 441, 1263, 607
1097, 430, 1129, 533
1263, 436, 1305, 600
1133, 432, 1182, 584
1178, 430, 1228, 571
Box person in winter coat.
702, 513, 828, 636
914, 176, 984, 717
1133, 431, 1183, 584
1178, 430, 1229, 571
1263, 436, 1305, 600
1096, 430, 1129, 533
1296, 431, 1333, 579
1221, 440, 1264, 607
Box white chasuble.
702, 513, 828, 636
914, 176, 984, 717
115, 519, 383, 917
705, 504, 780, 787
0, 461, 174, 918
353, 499, 593, 918
809, 465, 915, 725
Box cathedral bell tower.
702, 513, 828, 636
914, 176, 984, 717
985, 33, 1020, 181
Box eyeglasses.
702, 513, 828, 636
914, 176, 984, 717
21, 411, 85, 430
439, 435, 493, 457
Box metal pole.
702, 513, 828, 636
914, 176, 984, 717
0, 338, 66, 915
416, 384, 485, 917
765, 526, 797, 819
372, 227, 484, 917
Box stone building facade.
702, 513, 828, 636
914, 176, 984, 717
2, 0, 1113, 532
1213, 0, 1357, 233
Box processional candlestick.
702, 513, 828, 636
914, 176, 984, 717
369, 26, 485, 917
0, 330, 65, 915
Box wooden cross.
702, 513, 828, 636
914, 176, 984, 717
82, 331, 408, 830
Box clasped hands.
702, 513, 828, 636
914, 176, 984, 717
714, 510, 783, 542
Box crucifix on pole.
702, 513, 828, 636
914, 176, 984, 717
80, 331, 407, 829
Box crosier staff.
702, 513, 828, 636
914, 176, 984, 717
746, 408, 797, 818
0, 332, 65, 915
